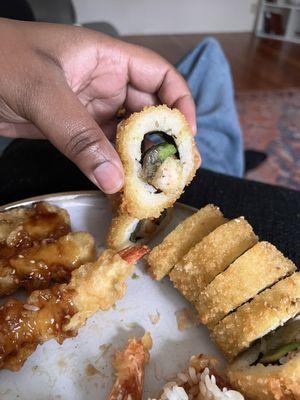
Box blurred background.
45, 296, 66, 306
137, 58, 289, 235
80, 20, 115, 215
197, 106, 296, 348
1, 0, 299, 191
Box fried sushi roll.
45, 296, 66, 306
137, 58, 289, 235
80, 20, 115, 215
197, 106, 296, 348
212, 272, 300, 361
227, 318, 300, 400
108, 333, 152, 400
0, 245, 149, 371
147, 204, 227, 280
107, 209, 172, 251
0, 202, 70, 250
196, 242, 296, 328
169, 218, 258, 304
116, 105, 199, 219
0, 232, 96, 296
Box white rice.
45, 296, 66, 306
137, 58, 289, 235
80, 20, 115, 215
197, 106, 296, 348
149, 358, 244, 400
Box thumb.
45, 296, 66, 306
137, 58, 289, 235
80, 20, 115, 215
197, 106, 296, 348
26, 78, 124, 194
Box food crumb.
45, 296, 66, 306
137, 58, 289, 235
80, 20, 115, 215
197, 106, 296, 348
149, 310, 161, 325
175, 308, 199, 331
132, 273, 140, 280
85, 363, 105, 377
57, 358, 67, 369
126, 322, 138, 329
98, 343, 112, 358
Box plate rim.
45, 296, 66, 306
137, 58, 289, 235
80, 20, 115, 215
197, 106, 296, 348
0, 190, 198, 214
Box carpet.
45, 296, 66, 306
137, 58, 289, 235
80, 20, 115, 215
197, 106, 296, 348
236, 89, 300, 191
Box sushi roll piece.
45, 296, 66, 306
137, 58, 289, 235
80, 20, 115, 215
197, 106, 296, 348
147, 204, 227, 280
196, 242, 296, 328
227, 317, 300, 400
212, 272, 300, 361
106, 209, 172, 251
116, 105, 199, 219
169, 218, 258, 304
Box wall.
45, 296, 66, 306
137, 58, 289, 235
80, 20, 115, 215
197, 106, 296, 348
73, 0, 259, 35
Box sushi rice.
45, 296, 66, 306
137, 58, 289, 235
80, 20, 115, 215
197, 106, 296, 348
149, 356, 244, 400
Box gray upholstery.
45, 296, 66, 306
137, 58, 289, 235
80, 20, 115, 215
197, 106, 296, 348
82, 21, 119, 36
26, 0, 76, 23
26, 0, 119, 35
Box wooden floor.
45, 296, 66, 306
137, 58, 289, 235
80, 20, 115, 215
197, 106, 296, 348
123, 32, 300, 92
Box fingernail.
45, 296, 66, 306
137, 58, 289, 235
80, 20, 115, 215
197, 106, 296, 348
93, 161, 124, 194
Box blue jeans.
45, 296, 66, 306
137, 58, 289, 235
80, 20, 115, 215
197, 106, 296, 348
177, 38, 244, 177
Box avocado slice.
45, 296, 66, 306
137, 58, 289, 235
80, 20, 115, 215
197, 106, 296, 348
260, 342, 300, 364
142, 143, 177, 181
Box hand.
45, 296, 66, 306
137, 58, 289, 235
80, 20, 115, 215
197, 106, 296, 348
0, 18, 197, 194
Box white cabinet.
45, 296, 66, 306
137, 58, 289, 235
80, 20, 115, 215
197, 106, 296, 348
256, 0, 300, 43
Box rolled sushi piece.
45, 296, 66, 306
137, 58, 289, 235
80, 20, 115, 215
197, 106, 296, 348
106, 209, 172, 251
147, 204, 227, 280
116, 105, 199, 219
169, 218, 258, 304
227, 317, 300, 400
212, 272, 300, 361
196, 242, 296, 329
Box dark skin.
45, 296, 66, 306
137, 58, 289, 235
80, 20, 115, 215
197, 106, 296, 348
0, 18, 199, 193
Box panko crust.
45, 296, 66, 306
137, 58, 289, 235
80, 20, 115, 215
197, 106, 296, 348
212, 272, 300, 361
65, 249, 134, 332
147, 204, 227, 280
196, 242, 296, 328
116, 105, 199, 219
106, 213, 139, 250
227, 348, 300, 400
170, 217, 258, 304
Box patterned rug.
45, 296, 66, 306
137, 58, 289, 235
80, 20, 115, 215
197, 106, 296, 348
236, 89, 300, 191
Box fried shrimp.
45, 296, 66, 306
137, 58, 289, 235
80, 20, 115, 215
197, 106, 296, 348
0, 232, 96, 296
116, 105, 199, 219
0, 245, 149, 371
108, 333, 152, 400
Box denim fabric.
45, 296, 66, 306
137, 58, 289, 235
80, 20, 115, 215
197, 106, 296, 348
177, 38, 244, 177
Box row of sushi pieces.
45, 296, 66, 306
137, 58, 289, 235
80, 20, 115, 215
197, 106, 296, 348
110, 202, 300, 400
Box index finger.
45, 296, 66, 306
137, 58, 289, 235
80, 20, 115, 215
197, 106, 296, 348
126, 44, 197, 135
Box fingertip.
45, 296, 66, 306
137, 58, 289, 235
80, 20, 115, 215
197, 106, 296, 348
93, 161, 124, 194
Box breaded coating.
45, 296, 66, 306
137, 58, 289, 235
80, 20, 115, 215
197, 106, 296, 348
108, 333, 152, 400
64, 248, 139, 332
116, 105, 199, 219
227, 342, 300, 400
107, 210, 172, 251
107, 213, 140, 250
196, 242, 296, 328
170, 218, 258, 304
0, 202, 70, 249
0, 232, 96, 296
147, 204, 227, 280
212, 272, 300, 361
0, 246, 148, 371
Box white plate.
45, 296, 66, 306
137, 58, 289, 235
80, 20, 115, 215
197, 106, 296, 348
0, 191, 224, 400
